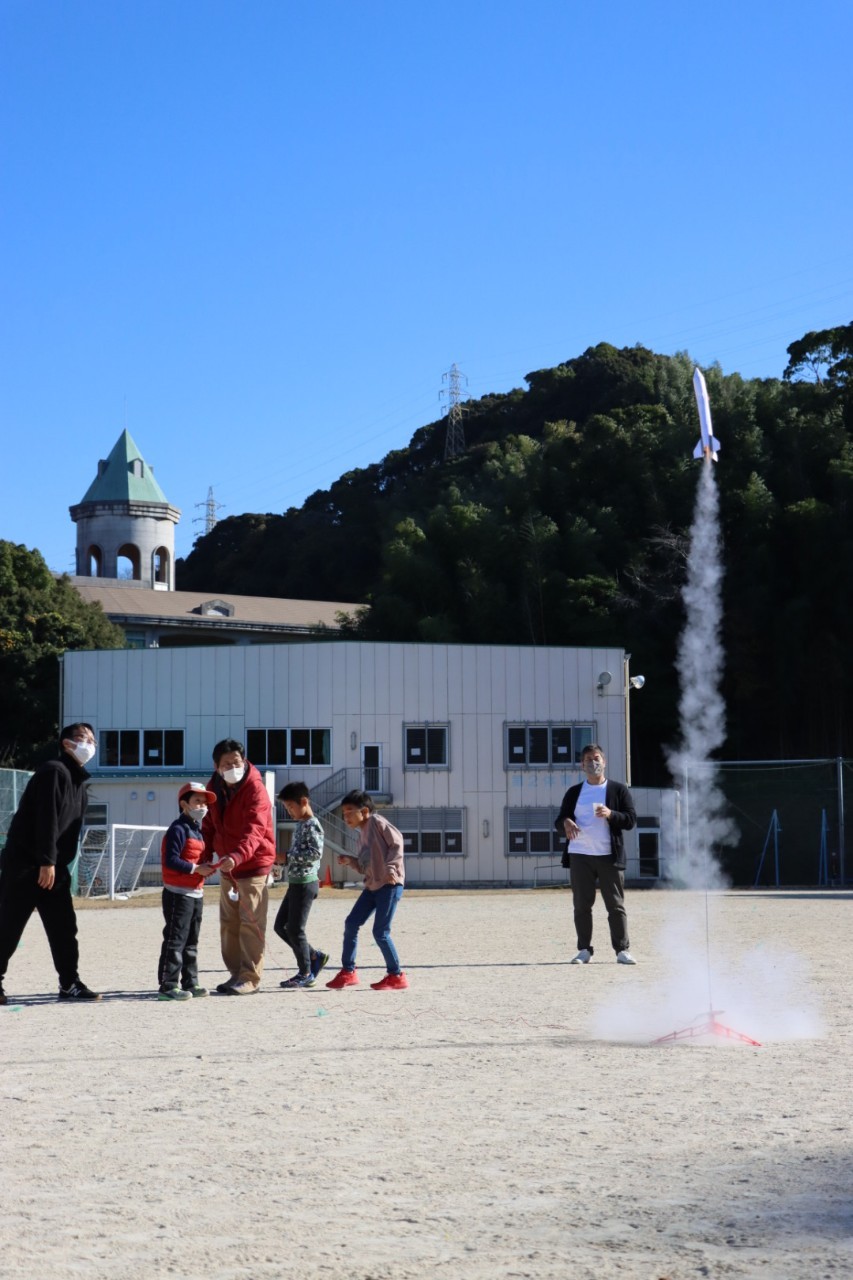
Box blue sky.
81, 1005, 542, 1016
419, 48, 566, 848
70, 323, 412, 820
2, 0, 851, 576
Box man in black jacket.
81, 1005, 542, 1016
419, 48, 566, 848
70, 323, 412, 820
0, 723, 102, 1003
554, 743, 638, 965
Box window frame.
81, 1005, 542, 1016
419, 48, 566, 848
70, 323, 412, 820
383, 807, 465, 857
403, 722, 450, 771
505, 807, 564, 858
100, 729, 184, 769
504, 722, 595, 770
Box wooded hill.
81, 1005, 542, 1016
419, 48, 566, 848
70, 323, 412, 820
177, 326, 853, 783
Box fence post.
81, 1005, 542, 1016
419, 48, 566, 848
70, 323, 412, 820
837, 757, 846, 887
110, 824, 117, 901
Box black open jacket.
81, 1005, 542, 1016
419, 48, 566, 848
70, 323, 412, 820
554, 779, 636, 869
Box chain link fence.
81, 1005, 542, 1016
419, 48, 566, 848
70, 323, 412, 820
0, 768, 34, 851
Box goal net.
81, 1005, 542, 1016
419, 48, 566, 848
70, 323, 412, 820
77, 824, 166, 898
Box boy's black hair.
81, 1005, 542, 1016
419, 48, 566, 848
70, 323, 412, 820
341, 789, 375, 812
212, 738, 245, 764
279, 781, 310, 803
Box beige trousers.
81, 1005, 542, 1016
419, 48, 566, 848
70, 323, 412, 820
219, 875, 269, 989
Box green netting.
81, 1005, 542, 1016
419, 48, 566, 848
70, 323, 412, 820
712, 761, 848, 886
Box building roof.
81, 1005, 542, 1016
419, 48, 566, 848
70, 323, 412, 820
72, 583, 359, 633
78, 430, 170, 505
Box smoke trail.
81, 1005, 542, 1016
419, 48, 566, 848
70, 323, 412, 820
666, 462, 736, 888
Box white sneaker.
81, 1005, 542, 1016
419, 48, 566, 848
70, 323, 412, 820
616, 950, 637, 965
570, 948, 591, 964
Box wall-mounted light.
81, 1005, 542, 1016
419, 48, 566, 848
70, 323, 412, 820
350, 731, 357, 751
130, 790, 138, 801
147, 791, 156, 801
629, 675, 646, 690
597, 671, 612, 694
482, 819, 490, 839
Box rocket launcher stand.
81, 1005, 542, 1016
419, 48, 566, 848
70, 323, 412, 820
652, 1008, 761, 1047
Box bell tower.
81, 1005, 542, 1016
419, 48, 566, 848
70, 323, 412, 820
70, 430, 181, 589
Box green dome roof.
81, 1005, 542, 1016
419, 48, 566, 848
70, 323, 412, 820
79, 430, 169, 504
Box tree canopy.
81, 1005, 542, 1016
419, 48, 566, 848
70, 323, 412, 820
178, 330, 853, 780
0, 542, 125, 766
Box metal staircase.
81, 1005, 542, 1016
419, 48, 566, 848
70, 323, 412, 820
275, 766, 392, 883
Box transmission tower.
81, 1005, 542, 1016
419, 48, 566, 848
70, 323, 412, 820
194, 486, 224, 536
441, 362, 468, 460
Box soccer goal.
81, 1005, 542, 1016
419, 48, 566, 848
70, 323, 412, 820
77, 824, 166, 899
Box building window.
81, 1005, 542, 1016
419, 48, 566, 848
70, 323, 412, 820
383, 808, 465, 856
637, 817, 660, 877
84, 803, 108, 828
246, 729, 289, 766
506, 807, 564, 856
101, 730, 184, 768
247, 728, 331, 767
290, 729, 331, 766
404, 724, 449, 770
124, 631, 146, 650
505, 723, 594, 769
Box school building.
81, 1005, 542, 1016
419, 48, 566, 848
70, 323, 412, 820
61, 640, 672, 886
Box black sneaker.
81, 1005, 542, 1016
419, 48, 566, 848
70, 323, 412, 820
58, 981, 102, 1001
280, 973, 316, 989
310, 950, 330, 979
0, 984, 7, 1006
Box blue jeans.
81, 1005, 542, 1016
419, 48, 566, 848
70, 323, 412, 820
342, 884, 404, 974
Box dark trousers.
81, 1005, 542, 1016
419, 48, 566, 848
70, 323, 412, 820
273, 881, 319, 975
0, 863, 80, 988
569, 854, 630, 954
158, 889, 203, 991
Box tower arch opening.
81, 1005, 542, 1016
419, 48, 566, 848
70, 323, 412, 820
117, 543, 141, 581
153, 546, 170, 586
86, 545, 103, 577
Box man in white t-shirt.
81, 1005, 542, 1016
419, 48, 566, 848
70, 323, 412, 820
554, 744, 637, 965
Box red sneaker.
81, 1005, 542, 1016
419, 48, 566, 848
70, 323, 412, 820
325, 969, 359, 989
370, 972, 409, 991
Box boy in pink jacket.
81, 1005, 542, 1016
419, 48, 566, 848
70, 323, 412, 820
326, 790, 408, 991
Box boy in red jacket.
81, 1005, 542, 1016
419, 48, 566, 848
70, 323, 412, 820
158, 782, 218, 1001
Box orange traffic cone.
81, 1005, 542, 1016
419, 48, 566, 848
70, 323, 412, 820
321, 864, 333, 888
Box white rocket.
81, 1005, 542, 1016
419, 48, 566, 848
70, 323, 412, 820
692, 367, 720, 462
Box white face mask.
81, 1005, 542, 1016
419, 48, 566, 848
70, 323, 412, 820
67, 740, 96, 766
221, 765, 244, 786
186, 805, 208, 823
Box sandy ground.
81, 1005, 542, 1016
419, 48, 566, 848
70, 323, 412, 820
1, 885, 851, 1280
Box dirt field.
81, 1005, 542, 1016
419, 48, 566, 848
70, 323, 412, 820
1, 886, 851, 1280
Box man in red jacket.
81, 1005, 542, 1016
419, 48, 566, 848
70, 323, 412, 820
201, 739, 276, 995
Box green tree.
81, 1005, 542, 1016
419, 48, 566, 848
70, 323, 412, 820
0, 542, 125, 765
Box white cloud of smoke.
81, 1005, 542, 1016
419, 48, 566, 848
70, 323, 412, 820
665, 462, 735, 890
591, 903, 825, 1044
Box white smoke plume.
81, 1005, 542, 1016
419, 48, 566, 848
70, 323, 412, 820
665, 461, 736, 889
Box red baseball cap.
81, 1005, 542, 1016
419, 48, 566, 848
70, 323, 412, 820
178, 781, 217, 805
